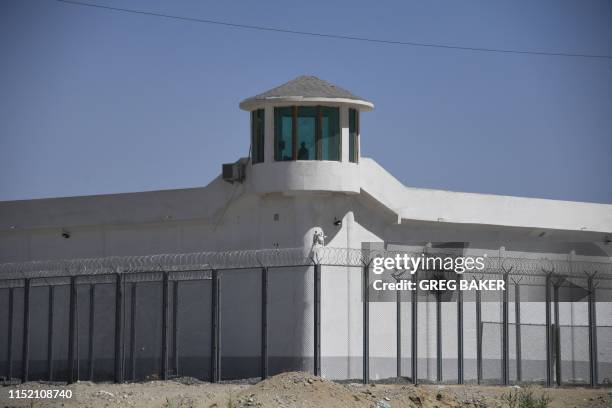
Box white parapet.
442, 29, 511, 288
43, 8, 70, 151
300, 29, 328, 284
247, 160, 361, 195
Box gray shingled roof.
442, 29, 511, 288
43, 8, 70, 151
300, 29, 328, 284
243, 75, 369, 102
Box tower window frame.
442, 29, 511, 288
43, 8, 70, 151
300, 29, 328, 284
349, 108, 359, 163
251, 109, 265, 164
274, 106, 340, 162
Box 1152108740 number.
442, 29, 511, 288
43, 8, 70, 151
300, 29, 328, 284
8, 389, 73, 399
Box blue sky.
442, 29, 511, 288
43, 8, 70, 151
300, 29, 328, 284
1, 0, 611, 203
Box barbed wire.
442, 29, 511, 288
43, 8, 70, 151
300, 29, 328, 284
0, 246, 610, 282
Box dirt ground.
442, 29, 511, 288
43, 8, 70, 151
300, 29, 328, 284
1, 371, 611, 408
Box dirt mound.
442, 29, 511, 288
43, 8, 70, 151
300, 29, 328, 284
3, 373, 609, 407
232, 371, 367, 407
231, 371, 462, 408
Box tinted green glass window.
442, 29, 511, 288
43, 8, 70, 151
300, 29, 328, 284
274, 106, 341, 162
251, 109, 265, 163
274, 107, 293, 161
320, 107, 340, 161
297, 107, 317, 160
349, 108, 359, 163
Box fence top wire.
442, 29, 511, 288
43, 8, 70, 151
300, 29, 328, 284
0, 246, 611, 282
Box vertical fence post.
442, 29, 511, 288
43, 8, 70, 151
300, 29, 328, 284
587, 274, 598, 387
476, 284, 482, 385
68, 276, 78, 384
313, 263, 321, 377
457, 283, 464, 384
22, 279, 31, 383
47, 286, 54, 382
553, 282, 561, 386
502, 271, 509, 385
88, 284, 95, 382
211, 269, 221, 383
436, 289, 442, 383
76, 282, 80, 383
173, 280, 179, 377
514, 280, 522, 383
68, 276, 77, 384
114, 273, 124, 383
545, 273, 552, 387
396, 284, 401, 379
130, 283, 137, 381
362, 262, 370, 384
411, 271, 418, 385
7, 287, 14, 381
261, 267, 268, 379
161, 272, 169, 381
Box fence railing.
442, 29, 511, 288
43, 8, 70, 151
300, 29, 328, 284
0, 247, 611, 386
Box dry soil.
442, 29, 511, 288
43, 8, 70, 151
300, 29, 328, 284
1, 371, 611, 408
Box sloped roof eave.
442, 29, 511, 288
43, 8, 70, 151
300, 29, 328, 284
239, 96, 374, 111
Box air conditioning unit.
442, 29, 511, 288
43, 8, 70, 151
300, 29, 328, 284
222, 162, 245, 183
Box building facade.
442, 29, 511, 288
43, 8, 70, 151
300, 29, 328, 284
1, 76, 611, 384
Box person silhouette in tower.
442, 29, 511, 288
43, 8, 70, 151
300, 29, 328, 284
298, 142, 309, 160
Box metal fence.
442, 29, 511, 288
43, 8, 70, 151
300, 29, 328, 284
0, 247, 611, 386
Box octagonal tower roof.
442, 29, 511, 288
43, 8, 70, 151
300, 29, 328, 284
239, 75, 374, 111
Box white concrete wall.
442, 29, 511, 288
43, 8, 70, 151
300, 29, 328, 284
1, 155, 611, 381
247, 160, 361, 195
